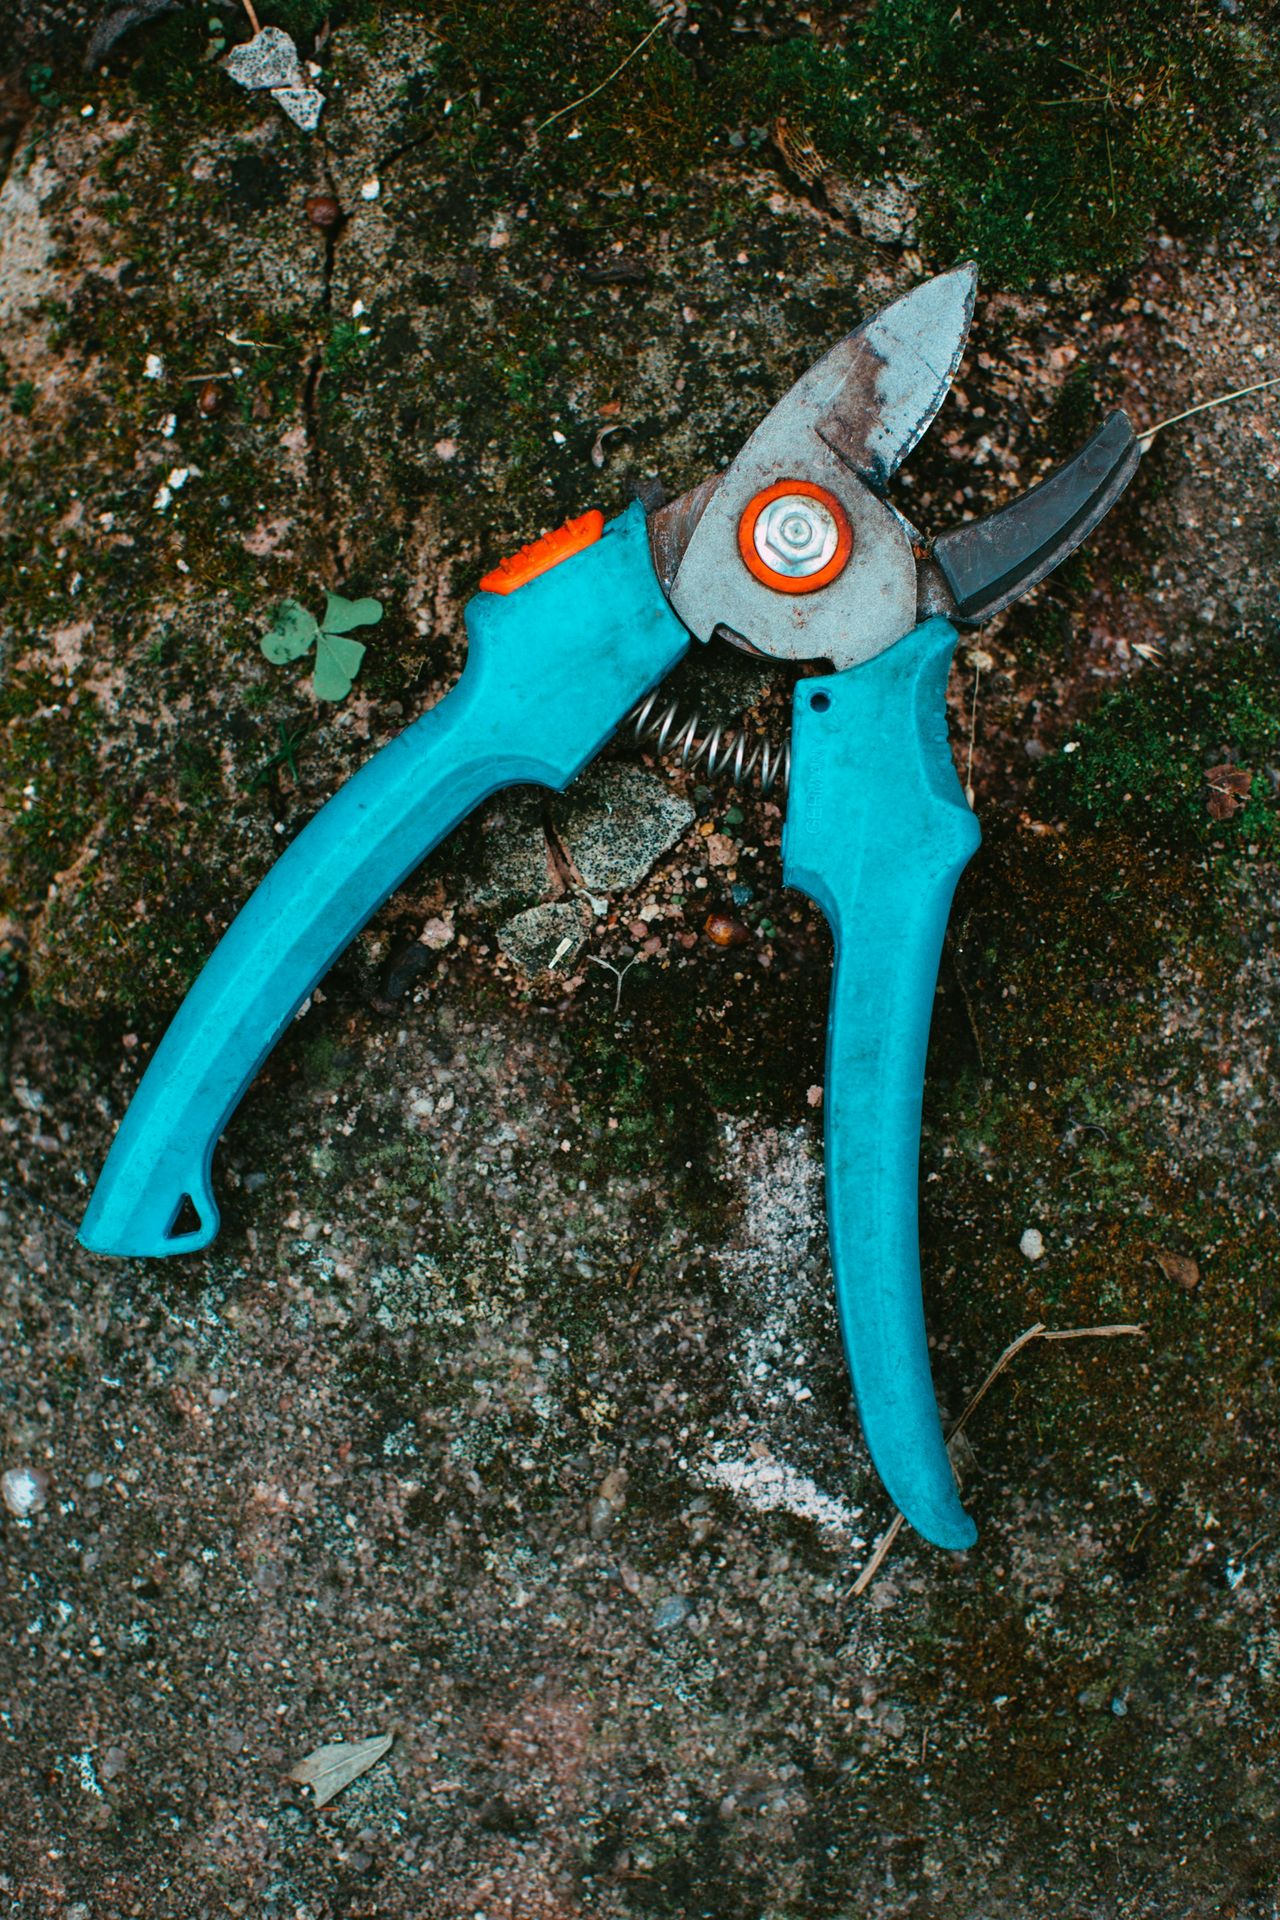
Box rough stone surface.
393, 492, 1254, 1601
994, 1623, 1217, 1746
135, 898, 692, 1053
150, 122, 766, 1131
2, 8, 1279, 1918
468, 787, 554, 911
497, 898, 589, 974
555, 762, 696, 892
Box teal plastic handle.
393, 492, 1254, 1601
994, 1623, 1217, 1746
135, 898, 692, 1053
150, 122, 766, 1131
784, 617, 981, 1549
80, 503, 688, 1258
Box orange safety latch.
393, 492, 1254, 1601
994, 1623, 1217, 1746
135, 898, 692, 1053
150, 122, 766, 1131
479, 509, 605, 596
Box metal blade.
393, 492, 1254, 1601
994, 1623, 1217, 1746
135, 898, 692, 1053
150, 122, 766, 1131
926, 410, 1139, 625
659, 269, 977, 671
799, 262, 976, 488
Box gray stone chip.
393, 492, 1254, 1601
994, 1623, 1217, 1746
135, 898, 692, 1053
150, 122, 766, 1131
471, 789, 553, 911
555, 762, 694, 892
498, 900, 589, 975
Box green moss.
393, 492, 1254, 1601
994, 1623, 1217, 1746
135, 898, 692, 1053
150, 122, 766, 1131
871, 0, 1248, 283
398, 2, 1255, 286
714, 35, 877, 161
717, 0, 1254, 283
26, 64, 59, 111
118, 10, 226, 115
324, 318, 369, 378
10, 381, 35, 417
0, 681, 103, 905
1040, 636, 1280, 854
430, 0, 704, 186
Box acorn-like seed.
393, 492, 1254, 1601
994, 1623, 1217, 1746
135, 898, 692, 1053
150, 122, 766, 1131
305, 192, 343, 234
196, 379, 224, 417
704, 912, 750, 949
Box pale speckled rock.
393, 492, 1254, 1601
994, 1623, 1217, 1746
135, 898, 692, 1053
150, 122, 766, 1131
827, 172, 922, 246
2, 1464, 49, 1517
0, 155, 59, 326
497, 898, 589, 974
554, 762, 693, 891
223, 26, 305, 91
470, 789, 553, 911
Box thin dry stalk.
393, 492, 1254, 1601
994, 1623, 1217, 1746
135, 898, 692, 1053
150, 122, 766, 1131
963, 651, 988, 807
851, 1319, 1145, 1595
535, 9, 672, 135
241, 0, 262, 34
589, 953, 642, 1012
1138, 372, 1280, 445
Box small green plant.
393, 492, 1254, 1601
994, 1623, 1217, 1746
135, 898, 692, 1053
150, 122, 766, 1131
260, 592, 382, 702
248, 718, 311, 791
26, 65, 59, 110
10, 381, 35, 417
1040, 637, 1280, 854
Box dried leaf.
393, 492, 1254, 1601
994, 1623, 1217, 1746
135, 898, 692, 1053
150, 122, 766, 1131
1205, 763, 1251, 821
590, 423, 629, 468
312, 628, 367, 703
289, 1733, 394, 1809
1153, 1248, 1200, 1291
322, 592, 383, 636
771, 116, 825, 185
261, 600, 320, 664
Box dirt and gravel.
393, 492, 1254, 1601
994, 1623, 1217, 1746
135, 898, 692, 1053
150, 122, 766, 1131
2, 6, 1279, 1916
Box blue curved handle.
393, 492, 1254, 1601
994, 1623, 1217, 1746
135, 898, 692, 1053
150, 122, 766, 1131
784, 618, 981, 1549
80, 504, 688, 1258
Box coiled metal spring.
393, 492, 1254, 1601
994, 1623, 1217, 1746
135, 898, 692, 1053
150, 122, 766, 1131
626, 690, 791, 796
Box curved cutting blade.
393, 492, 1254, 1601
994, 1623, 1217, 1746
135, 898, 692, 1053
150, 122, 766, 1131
664, 266, 978, 670
790, 262, 977, 488
925, 409, 1140, 625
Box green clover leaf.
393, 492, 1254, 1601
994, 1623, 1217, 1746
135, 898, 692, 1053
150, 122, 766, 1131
259, 591, 382, 702
261, 600, 320, 663
322, 592, 383, 635
313, 628, 368, 702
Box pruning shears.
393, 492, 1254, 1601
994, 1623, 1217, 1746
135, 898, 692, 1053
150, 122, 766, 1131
80, 267, 1138, 1549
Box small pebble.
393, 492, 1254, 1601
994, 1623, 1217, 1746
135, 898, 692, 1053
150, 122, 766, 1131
588, 1496, 616, 1540
196, 379, 224, 418
704, 912, 749, 949
304, 192, 343, 233
3, 1465, 49, 1517
1019, 1227, 1044, 1261
652, 1594, 691, 1633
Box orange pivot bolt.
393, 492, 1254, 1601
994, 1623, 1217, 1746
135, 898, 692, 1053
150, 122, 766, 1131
737, 480, 853, 595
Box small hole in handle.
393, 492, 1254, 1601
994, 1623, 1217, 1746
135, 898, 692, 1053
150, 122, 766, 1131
809, 690, 831, 713
166, 1193, 203, 1239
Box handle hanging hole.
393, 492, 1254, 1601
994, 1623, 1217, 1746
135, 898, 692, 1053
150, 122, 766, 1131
166, 1193, 203, 1239
809, 691, 831, 713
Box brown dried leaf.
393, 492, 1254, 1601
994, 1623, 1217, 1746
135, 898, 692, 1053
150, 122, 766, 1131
1153, 1249, 1200, 1291
771, 117, 826, 184
289, 1732, 394, 1808
1205, 763, 1251, 820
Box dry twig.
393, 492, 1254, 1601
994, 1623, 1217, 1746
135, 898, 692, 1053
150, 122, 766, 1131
534, 8, 672, 136
589, 952, 642, 1012
1138, 372, 1280, 446
851, 1318, 1145, 1595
